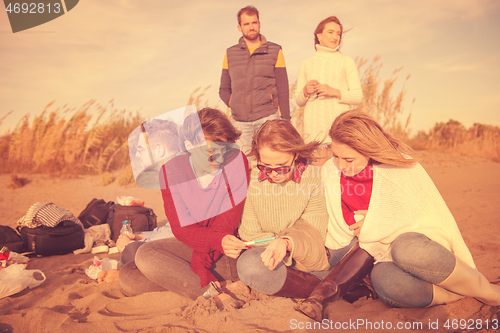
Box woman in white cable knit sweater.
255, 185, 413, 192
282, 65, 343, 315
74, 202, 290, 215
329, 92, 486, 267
305, 110, 499, 310
295, 16, 362, 144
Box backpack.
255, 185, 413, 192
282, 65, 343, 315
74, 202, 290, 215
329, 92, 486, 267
78, 198, 115, 228
19, 220, 85, 256
107, 204, 157, 241
0, 225, 24, 253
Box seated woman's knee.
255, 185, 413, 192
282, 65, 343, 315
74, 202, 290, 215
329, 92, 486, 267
391, 232, 430, 266
120, 241, 144, 266
237, 247, 267, 284
371, 262, 433, 308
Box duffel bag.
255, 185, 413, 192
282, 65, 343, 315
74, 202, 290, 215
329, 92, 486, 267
78, 198, 114, 228
19, 220, 85, 256
107, 204, 157, 241
0, 225, 24, 253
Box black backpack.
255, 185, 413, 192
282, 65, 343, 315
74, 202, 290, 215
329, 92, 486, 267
107, 204, 157, 241
0, 225, 24, 253
19, 220, 85, 256
78, 198, 115, 229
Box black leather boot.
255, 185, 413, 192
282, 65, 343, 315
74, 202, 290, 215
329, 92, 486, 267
297, 243, 374, 321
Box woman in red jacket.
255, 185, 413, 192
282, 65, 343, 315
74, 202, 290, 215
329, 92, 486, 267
119, 108, 250, 308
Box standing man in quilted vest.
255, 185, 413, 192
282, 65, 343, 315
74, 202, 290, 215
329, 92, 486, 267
219, 5, 290, 155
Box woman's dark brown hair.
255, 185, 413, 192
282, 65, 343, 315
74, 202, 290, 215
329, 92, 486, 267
179, 108, 241, 151
314, 16, 343, 49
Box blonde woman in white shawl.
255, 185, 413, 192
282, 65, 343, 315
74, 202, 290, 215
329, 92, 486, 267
298, 110, 500, 321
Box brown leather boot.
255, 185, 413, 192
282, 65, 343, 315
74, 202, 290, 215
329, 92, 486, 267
272, 266, 321, 298
341, 275, 378, 303
297, 243, 374, 321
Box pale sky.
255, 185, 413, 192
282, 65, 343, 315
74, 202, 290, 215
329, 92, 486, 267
1, 0, 500, 134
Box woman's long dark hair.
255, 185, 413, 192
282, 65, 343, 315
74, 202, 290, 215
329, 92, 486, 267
179, 108, 241, 151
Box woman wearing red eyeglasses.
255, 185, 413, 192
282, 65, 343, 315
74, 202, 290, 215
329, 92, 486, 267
236, 119, 330, 298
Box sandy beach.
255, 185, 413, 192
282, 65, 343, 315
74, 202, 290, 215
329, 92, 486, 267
1, 151, 499, 333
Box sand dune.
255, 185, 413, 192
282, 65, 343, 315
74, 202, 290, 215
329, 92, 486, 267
1, 151, 499, 333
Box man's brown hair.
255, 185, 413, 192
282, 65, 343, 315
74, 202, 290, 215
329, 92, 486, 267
237, 6, 259, 25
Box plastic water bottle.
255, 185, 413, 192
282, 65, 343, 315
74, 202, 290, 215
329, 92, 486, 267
120, 220, 133, 235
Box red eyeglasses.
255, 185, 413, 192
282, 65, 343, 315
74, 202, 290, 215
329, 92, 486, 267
257, 154, 296, 175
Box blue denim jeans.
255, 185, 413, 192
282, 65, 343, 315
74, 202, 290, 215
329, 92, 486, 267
236, 238, 358, 295
237, 247, 288, 295
119, 238, 238, 300
120, 240, 144, 267
370, 232, 456, 308
231, 112, 280, 155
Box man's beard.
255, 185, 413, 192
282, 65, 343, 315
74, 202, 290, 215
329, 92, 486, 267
243, 31, 260, 41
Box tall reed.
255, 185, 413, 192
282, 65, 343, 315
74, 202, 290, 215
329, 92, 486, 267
0, 100, 143, 174
356, 56, 413, 140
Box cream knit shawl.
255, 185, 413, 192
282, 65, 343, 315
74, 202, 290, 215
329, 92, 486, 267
321, 159, 476, 268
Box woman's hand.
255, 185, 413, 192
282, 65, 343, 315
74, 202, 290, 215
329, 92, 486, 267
222, 235, 248, 259
260, 238, 288, 270
116, 233, 144, 252
349, 210, 367, 236
317, 84, 341, 98
303, 80, 319, 97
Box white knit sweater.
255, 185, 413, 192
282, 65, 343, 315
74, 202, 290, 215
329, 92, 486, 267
321, 159, 476, 268
295, 45, 362, 143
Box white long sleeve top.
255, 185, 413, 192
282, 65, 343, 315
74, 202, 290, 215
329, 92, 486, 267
295, 45, 362, 143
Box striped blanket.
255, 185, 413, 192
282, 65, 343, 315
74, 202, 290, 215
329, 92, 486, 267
17, 202, 83, 228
